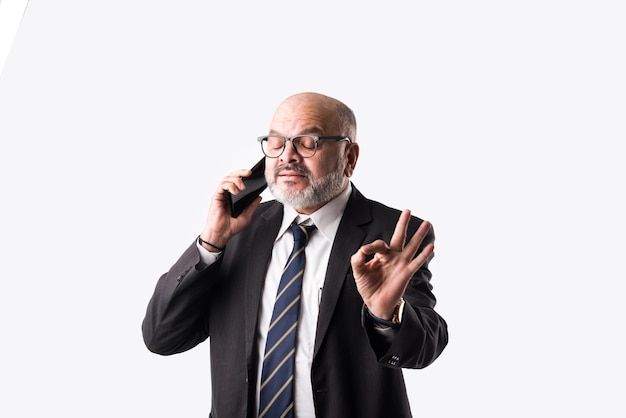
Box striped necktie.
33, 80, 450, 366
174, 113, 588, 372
259, 222, 316, 418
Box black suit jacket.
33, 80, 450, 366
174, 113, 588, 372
142, 185, 448, 418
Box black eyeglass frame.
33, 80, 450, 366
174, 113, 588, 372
257, 135, 352, 158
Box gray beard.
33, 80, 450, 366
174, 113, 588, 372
267, 156, 347, 211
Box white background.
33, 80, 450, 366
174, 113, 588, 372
1, 1, 625, 417
0, 0, 29, 73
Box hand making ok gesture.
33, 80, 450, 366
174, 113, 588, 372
351, 210, 434, 321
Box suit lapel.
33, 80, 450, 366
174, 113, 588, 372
243, 203, 284, 363
314, 186, 371, 357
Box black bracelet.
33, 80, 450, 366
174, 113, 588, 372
366, 307, 396, 329
198, 236, 225, 252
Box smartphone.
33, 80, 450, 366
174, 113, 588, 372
228, 157, 267, 217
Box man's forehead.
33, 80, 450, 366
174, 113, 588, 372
271, 106, 338, 132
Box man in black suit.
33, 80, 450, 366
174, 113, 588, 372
142, 92, 448, 417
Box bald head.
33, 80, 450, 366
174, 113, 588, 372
271, 92, 357, 142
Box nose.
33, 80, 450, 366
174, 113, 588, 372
280, 139, 302, 162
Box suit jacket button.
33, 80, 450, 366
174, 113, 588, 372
388, 355, 399, 366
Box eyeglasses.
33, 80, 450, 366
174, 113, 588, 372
257, 135, 351, 158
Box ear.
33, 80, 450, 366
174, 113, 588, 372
343, 143, 360, 177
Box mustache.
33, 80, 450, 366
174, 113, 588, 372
273, 164, 311, 177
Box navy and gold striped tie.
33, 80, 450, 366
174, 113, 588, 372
259, 222, 316, 418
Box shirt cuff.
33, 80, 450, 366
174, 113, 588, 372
196, 240, 222, 268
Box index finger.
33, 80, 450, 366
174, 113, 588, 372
220, 168, 254, 194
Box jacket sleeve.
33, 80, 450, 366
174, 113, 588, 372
141, 240, 221, 355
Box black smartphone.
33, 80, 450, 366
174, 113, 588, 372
228, 157, 267, 217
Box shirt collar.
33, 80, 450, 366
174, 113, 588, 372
277, 183, 352, 243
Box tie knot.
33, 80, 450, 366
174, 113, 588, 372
291, 222, 316, 246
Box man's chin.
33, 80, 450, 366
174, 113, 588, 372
275, 189, 306, 202
269, 182, 309, 204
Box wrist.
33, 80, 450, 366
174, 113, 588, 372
197, 236, 225, 252
366, 298, 404, 329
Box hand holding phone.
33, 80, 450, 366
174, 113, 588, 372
228, 158, 267, 217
